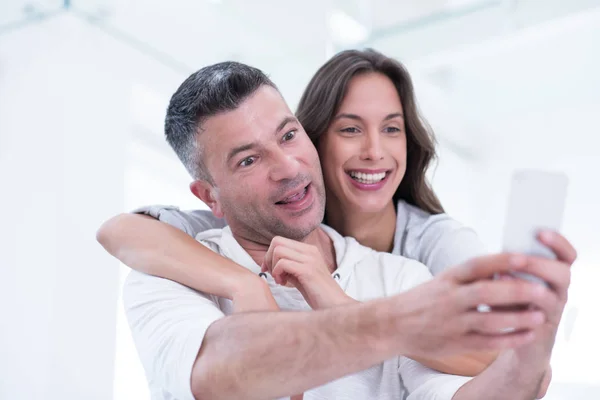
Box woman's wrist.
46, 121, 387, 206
227, 270, 262, 299
231, 274, 279, 313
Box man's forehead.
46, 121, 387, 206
199, 87, 293, 161
206, 89, 289, 135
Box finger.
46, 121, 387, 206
459, 280, 550, 309
463, 309, 545, 335
264, 238, 279, 274
449, 254, 529, 284
536, 366, 552, 399
264, 237, 303, 274
271, 246, 305, 274
272, 259, 303, 285
270, 235, 310, 253
537, 230, 577, 266
462, 330, 537, 352
523, 256, 571, 299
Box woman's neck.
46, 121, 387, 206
326, 197, 397, 253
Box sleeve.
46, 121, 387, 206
399, 356, 472, 400
132, 205, 227, 237
412, 219, 488, 277
123, 270, 226, 400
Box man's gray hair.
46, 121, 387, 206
164, 61, 277, 182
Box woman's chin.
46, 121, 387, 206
344, 196, 392, 215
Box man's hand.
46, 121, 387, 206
508, 231, 576, 396
442, 231, 576, 400
388, 253, 563, 359
262, 236, 354, 309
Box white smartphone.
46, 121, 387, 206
501, 169, 569, 286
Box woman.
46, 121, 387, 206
98, 49, 549, 388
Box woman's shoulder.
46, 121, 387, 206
396, 199, 467, 239
394, 200, 486, 274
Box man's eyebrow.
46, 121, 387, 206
226, 142, 258, 164
275, 116, 298, 135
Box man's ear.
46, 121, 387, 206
190, 180, 224, 218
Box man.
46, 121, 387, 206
109, 62, 574, 399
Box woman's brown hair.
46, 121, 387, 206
296, 48, 444, 214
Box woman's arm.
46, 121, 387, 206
97, 213, 278, 312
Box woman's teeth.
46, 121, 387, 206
348, 171, 386, 184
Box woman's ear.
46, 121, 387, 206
190, 180, 224, 218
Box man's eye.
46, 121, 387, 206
239, 156, 256, 167
283, 130, 296, 142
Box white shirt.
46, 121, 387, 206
124, 224, 471, 400
134, 199, 487, 278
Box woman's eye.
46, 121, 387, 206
341, 127, 359, 134
239, 156, 257, 167
384, 127, 401, 134
283, 130, 296, 142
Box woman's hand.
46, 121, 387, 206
261, 236, 355, 309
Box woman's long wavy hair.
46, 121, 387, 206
296, 48, 444, 215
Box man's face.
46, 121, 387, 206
194, 85, 325, 244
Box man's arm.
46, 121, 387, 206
452, 350, 545, 400
192, 299, 399, 399
124, 269, 405, 400
125, 253, 559, 400
192, 253, 562, 399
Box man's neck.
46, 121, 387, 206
325, 198, 397, 253
232, 227, 337, 272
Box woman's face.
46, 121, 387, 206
317, 72, 407, 214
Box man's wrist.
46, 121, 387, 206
360, 297, 405, 356
498, 349, 547, 387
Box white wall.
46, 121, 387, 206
1, 13, 134, 399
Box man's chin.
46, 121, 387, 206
272, 220, 321, 242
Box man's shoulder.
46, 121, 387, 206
123, 269, 211, 299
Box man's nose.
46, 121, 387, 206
270, 152, 301, 182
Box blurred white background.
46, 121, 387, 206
0, 0, 598, 399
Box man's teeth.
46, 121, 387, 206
349, 171, 386, 184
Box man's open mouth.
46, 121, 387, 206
275, 184, 309, 204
